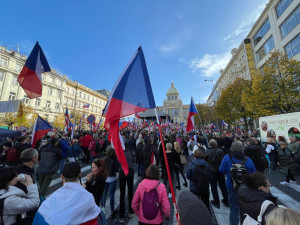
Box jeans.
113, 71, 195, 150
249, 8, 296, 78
101, 180, 117, 214
39, 173, 55, 197
138, 163, 144, 177
228, 189, 239, 225
119, 168, 134, 218
59, 158, 66, 174
210, 170, 228, 204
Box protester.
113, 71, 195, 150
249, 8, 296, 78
132, 165, 170, 225
37, 137, 61, 197
277, 141, 298, 185
136, 138, 145, 177
67, 139, 83, 162
265, 138, 277, 171
119, 145, 135, 223
33, 162, 100, 225
238, 172, 277, 225
85, 158, 107, 206
174, 141, 188, 190
17, 148, 39, 183
88, 134, 101, 162
141, 138, 159, 177
177, 190, 213, 225
81, 132, 93, 163
219, 141, 256, 225
0, 167, 39, 225
204, 139, 228, 208
186, 149, 211, 211
265, 207, 300, 225
288, 136, 299, 155
58, 135, 70, 174
101, 148, 119, 218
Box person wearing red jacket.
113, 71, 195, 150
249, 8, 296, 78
81, 132, 93, 163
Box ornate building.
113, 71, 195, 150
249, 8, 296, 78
158, 82, 189, 124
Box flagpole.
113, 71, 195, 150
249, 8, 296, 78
155, 108, 179, 222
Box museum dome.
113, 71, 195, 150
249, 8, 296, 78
167, 81, 179, 94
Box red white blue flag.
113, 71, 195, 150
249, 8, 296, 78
186, 96, 198, 132
18, 42, 51, 99
31, 116, 53, 148
104, 46, 156, 175
83, 103, 90, 108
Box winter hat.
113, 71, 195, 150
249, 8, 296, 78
178, 190, 213, 225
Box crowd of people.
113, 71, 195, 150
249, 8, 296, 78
0, 126, 299, 225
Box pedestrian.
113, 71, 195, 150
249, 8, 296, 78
174, 141, 188, 190
219, 141, 256, 225
33, 162, 100, 225
81, 132, 93, 163
85, 158, 107, 206
67, 139, 83, 162
58, 135, 70, 174
141, 138, 159, 177
186, 149, 211, 211
136, 138, 145, 177
101, 148, 119, 218
0, 167, 39, 225
265, 138, 278, 171
265, 207, 300, 225
132, 165, 170, 225
204, 139, 228, 208
37, 137, 61, 197
277, 141, 298, 185
88, 134, 101, 163
238, 172, 277, 225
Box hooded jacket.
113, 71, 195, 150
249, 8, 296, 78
0, 184, 40, 225
131, 179, 170, 224
238, 183, 277, 225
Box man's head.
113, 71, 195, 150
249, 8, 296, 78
289, 136, 296, 142
208, 139, 217, 148
166, 142, 172, 150
278, 141, 287, 149
50, 137, 59, 146
246, 138, 255, 146
20, 148, 39, 166
62, 162, 81, 183
231, 142, 244, 153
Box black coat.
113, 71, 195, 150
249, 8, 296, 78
238, 184, 277, 225
86, 175, 106, 206
141, 144, 159, 169
244, 144, 266, 172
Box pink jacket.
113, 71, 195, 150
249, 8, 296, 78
88, 139, 99, 157
131, 179, 170, 224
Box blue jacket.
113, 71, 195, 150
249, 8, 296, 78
59, 139, 70, 159
67, 144, 83, 158
186, 158, 212, 194
219, 154, 256, 191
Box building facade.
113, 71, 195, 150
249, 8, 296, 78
158, 82, 189, 124
0, 44, 107, 124
207, 0, 300, 105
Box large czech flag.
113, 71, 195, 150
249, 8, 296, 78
186, 97, 198, 132
104, 46, 156, 175
18, 42, 51, 99
31, 116, 53, 148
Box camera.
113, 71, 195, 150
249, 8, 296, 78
17, 174, 26, 182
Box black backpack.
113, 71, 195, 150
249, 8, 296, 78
229, 155, 248, 191
192, 163, 209, 190
259, 150, 269, 169
95, 141, 101, 153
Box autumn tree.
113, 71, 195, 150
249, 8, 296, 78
194, 104, 216, 127
242, 51, 300, 116
215, 78, 254, 130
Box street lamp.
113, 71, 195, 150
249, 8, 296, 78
204, 79, 214, 84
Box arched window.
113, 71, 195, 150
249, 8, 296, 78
172, 96, 174, 100
175, 96, 177, 100
168, 96, 170, 100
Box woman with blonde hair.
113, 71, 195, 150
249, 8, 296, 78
174, 141, 188, 190
265, 207, 300, 225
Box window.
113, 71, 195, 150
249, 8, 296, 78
35, 99, 41, 106
280, 6, 300, 38
168, 96, 170, 100
76, 101, 80, 107
285, 33, 300, 58
78, 92, 82, 98
87, 95, 90, 100
0, 71, 3, 81
0, 57, 8, 66
254, 18, 271, 46
83, 93, 86, 99
171, 96, 174, 100
9, 92, 16, 100
46, 101, 51, 108
64, 98, 68, 104
48, 87, 53, 96
57, 90, 62, 98
72, 89, 75, 96
175, 96, 177, 100
69, 99, 73, 106
276, 0, 293, 18
23, 95, 29, 104
91, 97, 94, 102
57, 80, 62, 87
49, 77, 53, 84
55, 103, 60, 110
256, 36, 275, 62
12, 76, 18, 86
66, 87, 69, 93
15, 64, 22, 72
42, 74, 46, 81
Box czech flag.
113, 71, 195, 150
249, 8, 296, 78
221, 120, 228, 127
83, 103, 90, 108
135, 113, 141, 118
18, 42, 51, 99
186, 97, 198, 132
104, 46, 156, 175
31, 116, 52, 148
119, 121, 129, 130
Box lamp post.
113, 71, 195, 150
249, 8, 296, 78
204, 79, 214, 84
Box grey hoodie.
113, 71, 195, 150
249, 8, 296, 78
0, 184, 39, 225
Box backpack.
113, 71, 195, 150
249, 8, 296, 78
229, 155, 249, 191
242, 200, 274, 225
259, 151, 269, 169
142, 182, 161, 220
95, 141, 101, 153
192, 163, 209, 190
6, 148, 18, 163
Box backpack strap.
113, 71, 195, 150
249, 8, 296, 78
229, 154, 247, 164
257, 200, 274, 223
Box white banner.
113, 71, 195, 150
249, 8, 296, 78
0, 100, 21, 113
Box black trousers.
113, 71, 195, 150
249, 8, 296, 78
210, 170, 228, 204
286, 168, 295, 182
119, 168, 134, 218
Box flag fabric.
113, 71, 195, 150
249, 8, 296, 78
83, 103, 90, 108
31, 116, 52, 147
64, 108, 70, 133
17, 101, 25, 126
104, 46, 156, 175
119, 121, 129, 130
186, 97, 198, 132
135, 113, 141, 119
71, 117, 76, 139
221, 120, 228, 127
17, 42, 51, 99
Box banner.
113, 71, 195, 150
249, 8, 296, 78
0, 100, 21, 113
244, 39, 256, 77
